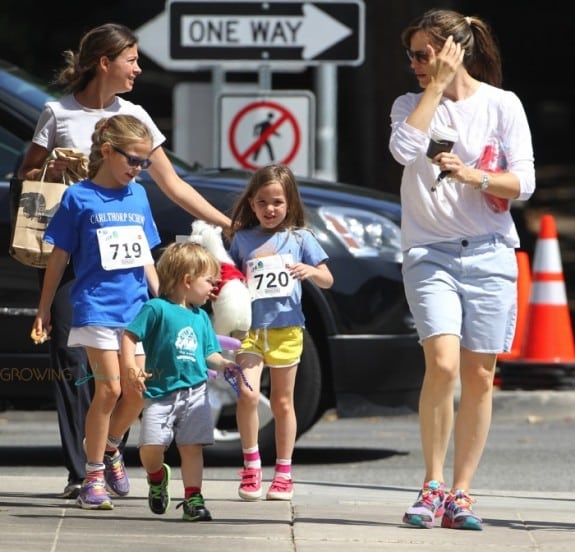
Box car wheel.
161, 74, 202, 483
205, 329, 322, 464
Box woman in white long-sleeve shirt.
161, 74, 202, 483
388, 9, 535, 531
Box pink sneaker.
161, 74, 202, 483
441, 489, 483, 530
238, 468, 262, 501
403, 480, 446, 528
266, 477, 294, 500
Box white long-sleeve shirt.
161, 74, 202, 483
389, 82, 535, 251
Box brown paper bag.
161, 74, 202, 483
9, 148, 88, 268
9, 177, 70, 268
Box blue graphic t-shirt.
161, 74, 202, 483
125, 297, 221, 399
44, 179, 161, 327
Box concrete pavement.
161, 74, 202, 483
1, 389, 575, 551
1, 472, 574, 551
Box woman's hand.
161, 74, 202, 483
435, 152, 477, 186
429, 35, 465, 88
43, 157, 70, 182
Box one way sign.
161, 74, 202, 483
137, 0, 364, 70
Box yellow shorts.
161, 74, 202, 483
238, 326, 303, 368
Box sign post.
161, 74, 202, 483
136, 1, 365, 179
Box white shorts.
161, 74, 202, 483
402, 234, 518, 353
68, 325, 144, 354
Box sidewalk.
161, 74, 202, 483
1, 472, 573, 551
2, 389, 575, 551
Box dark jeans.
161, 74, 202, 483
38, 264, 128, 485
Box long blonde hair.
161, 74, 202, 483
87, 114, 152, 179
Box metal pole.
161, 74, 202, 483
258, 65, 272, 91
212, 66, 225, 167
315, 64, 338, 181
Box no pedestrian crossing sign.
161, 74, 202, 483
218, 92, 315, 176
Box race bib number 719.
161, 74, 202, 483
96, 225, 154, 271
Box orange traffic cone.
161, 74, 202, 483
499, 214, 575, 389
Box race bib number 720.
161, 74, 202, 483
96, 225, 154, 271
246, 253, 295, 300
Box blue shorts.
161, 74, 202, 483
138, 385, 214, 448
402, 234, 518, 353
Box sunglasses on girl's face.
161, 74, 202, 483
113, 146, 152, 169
406, 49, 430, 64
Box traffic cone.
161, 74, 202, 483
499, 214, 575, 389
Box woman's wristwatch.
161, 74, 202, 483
476, 172, 489, 191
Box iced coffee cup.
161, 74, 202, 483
426, 126, 458, 160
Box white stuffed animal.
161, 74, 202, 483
188, 220, 252, 339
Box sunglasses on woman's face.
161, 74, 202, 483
406, 49, 430, 64
113, 146, 152, 169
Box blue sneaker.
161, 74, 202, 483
77, 479, 113, 510
403, 480, 446, 528
104, 450, 130, 497
441, 489, 483, 530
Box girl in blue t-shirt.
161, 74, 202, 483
32, 114, 161, 510
229, 164, 334, 502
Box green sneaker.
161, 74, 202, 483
147, 464, 171, 515
176, 493, 212, 522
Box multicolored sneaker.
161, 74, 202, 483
402, 480, 446, 528
147, 464, 171, 515
238, 467, 262, 501
77, 479, 114, 510
441, 489, 483, 530
104, 450, 130, 497
176, 493, 212, 522
266, 477, 294, 500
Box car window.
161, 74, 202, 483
0, 67, 55, 111
0, 126, 23, 178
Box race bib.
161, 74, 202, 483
96, 225, 153, 271
246, 253, 295, 300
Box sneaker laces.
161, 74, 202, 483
177, 494, 204, 510
187, 494, 204, 507
107, 453, 125, 480
149, 483, 164, 499
447, 490, 475, 512
416, 484, 444, 508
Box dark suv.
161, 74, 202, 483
0, 59, 424, 459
